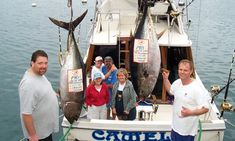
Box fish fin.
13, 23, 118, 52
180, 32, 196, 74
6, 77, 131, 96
64, 102, 80, 124
49, 9, 88, 31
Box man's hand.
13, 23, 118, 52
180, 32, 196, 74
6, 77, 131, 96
181, 106, 209, 117
110, 64, 117, 72
162, 68, 172, 94
180, 106, 192, 117
162, 68, 170, 80
28, 134, 39, 141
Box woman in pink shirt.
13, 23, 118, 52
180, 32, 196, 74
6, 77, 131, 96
85, 72, 109, 119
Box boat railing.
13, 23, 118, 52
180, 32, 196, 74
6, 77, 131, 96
89, 11, 120, 44
150, 1, 170, 26
95, 10, 137, 30
90, 9, 137, 44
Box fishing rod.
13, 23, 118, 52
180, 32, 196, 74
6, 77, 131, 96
211, 78, 235, 103
181, 0, 196, 12
218, 78, 235, 94
220, 49, 235, 118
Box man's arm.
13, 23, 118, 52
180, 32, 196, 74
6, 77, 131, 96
181, 106, 209, 117
162, 69, 172, 95
22, 114, 38, 141
104, 64, 117, 79
104, 70, 112, 79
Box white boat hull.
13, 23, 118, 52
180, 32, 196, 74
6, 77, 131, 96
62, 129, 224, 141
62, 104, 225, 141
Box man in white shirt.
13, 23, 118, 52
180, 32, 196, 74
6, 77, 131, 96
162, 59, 209, 141
19, 50, 59, 141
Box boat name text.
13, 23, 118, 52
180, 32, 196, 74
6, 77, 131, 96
92, 130, 171, 141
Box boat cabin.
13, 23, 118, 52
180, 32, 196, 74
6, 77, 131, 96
84, 0, 194, 103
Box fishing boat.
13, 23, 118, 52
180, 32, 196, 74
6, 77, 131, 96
61, 0, 226, 140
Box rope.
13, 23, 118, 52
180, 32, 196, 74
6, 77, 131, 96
58, 26, 63, 67
58, 26, 62, 52
197, 119, 202, 141
59, 122, 73, 141
67, 0, 74, 29
70, 4, 73, 23
19, 137, 27, 141
67, 0, 72, 7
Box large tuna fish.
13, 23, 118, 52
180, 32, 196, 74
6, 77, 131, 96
131, 7, 161, 98
49, 10, 88, 124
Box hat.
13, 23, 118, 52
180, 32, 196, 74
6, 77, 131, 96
95, 56, 103, 61
104, 56, 113, 61
93, 72, 102, 80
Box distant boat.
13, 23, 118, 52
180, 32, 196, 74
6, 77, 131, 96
31, 3, 37, 7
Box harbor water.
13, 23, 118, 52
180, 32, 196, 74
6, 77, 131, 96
0, 0, 234, 140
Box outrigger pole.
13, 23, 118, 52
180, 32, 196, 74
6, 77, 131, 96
220, 49, 235, 118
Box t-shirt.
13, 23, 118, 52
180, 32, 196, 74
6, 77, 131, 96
101, 66, 117, 87
102, 66, 117, 107
91, 65, 105, 80
170, 79, 209, 136
19, 70, 59, 139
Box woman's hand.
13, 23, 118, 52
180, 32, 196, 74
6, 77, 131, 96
124, 110, 129, 115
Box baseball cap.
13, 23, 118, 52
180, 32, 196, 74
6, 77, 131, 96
104, 56, 113, 61
93, 72, 102, 80
95, 56, 103, 61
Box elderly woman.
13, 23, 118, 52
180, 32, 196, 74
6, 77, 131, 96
111, 68, 137, 120
85, 72, 109, 119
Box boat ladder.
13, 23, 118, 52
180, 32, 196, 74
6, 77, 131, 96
119, 37, 131, 74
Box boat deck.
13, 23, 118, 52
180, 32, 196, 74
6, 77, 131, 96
62, 103, 225, 131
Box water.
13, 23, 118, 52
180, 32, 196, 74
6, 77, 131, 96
0, 0, 234, 140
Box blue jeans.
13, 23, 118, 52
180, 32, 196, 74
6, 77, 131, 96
116, 107, 136, 120
171, 130, 194, 141
127, 107, 136, 120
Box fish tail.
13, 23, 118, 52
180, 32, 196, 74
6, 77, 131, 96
49, 10, 88, 31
